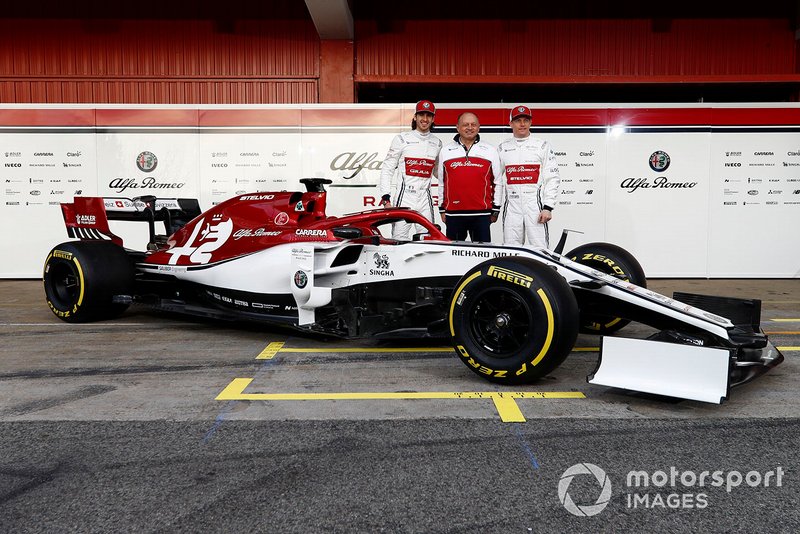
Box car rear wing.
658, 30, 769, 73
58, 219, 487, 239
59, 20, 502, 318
61, 196, 201, 247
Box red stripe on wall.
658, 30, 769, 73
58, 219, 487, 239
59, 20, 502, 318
1, 106, 800, 128
608, 108, 714, 126
516, 109, 608, 126
0, 108, 95, 126
95, 109, 199, 126
711, 108, 800, 125
300, 108, 404, 126
199, 109, 302, 126
433, 108, 508, 127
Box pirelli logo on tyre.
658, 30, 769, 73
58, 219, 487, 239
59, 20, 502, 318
52, 250, 73, 260
487, 266, 533, 288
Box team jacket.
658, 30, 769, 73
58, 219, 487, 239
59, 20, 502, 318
379, 130, 442, 202
496, 135, 560, 211
437, 135, 501, 216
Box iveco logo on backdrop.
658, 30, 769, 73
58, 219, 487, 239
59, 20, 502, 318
724, 163, 741, 167
5, 163, 21, 167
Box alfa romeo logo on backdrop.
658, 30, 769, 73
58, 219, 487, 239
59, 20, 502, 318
648, 150, 670, 172
558, 463, 612, 517
136, 151, 158, 173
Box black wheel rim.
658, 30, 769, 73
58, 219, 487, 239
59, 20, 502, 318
47, 262, 80, 308
467, 286, 533, 357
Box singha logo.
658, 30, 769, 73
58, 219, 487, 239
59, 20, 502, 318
373, 253, 390, 269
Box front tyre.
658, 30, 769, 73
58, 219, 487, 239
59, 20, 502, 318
449, 257, 579, 384
566, 242, 646, 335
43, 241, 134, 323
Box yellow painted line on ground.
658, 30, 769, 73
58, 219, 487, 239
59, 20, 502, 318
278, 347, 455, 353
215, 378, 585, 423
771, 319, 800, 322
492, 395, 526, 422
778, 347, 800, 351
260, 345, 600, 354
256, 341, 285, 360
764, 331, 800, 335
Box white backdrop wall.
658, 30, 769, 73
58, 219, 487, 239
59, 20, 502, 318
1, 103, 799, 278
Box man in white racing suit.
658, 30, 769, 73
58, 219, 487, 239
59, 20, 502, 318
379, 99, 443, 240
496, 105, 561, 248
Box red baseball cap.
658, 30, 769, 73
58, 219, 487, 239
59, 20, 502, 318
415, 100, 436, 115
510, 105, 532, 121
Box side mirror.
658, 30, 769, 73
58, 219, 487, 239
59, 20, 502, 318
412, 232, 430, 241
299, 178, 333, 192
332, 226, 364, 239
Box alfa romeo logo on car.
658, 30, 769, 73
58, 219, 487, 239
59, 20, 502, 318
136, 151, 158, 173
648, 150, 670, 172
558, 463, 612, 517
293, 270, 308, 289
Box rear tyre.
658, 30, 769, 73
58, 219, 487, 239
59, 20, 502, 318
566, 242, 646, 334
448, 257, 579, 384
43, 241, 134, 323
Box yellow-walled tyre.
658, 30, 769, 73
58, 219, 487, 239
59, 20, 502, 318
566, 242, 647, 335
43, 241, 134, 323
449, 257, 579, 385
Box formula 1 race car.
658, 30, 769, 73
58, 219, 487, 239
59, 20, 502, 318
43, 179, 783, 403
